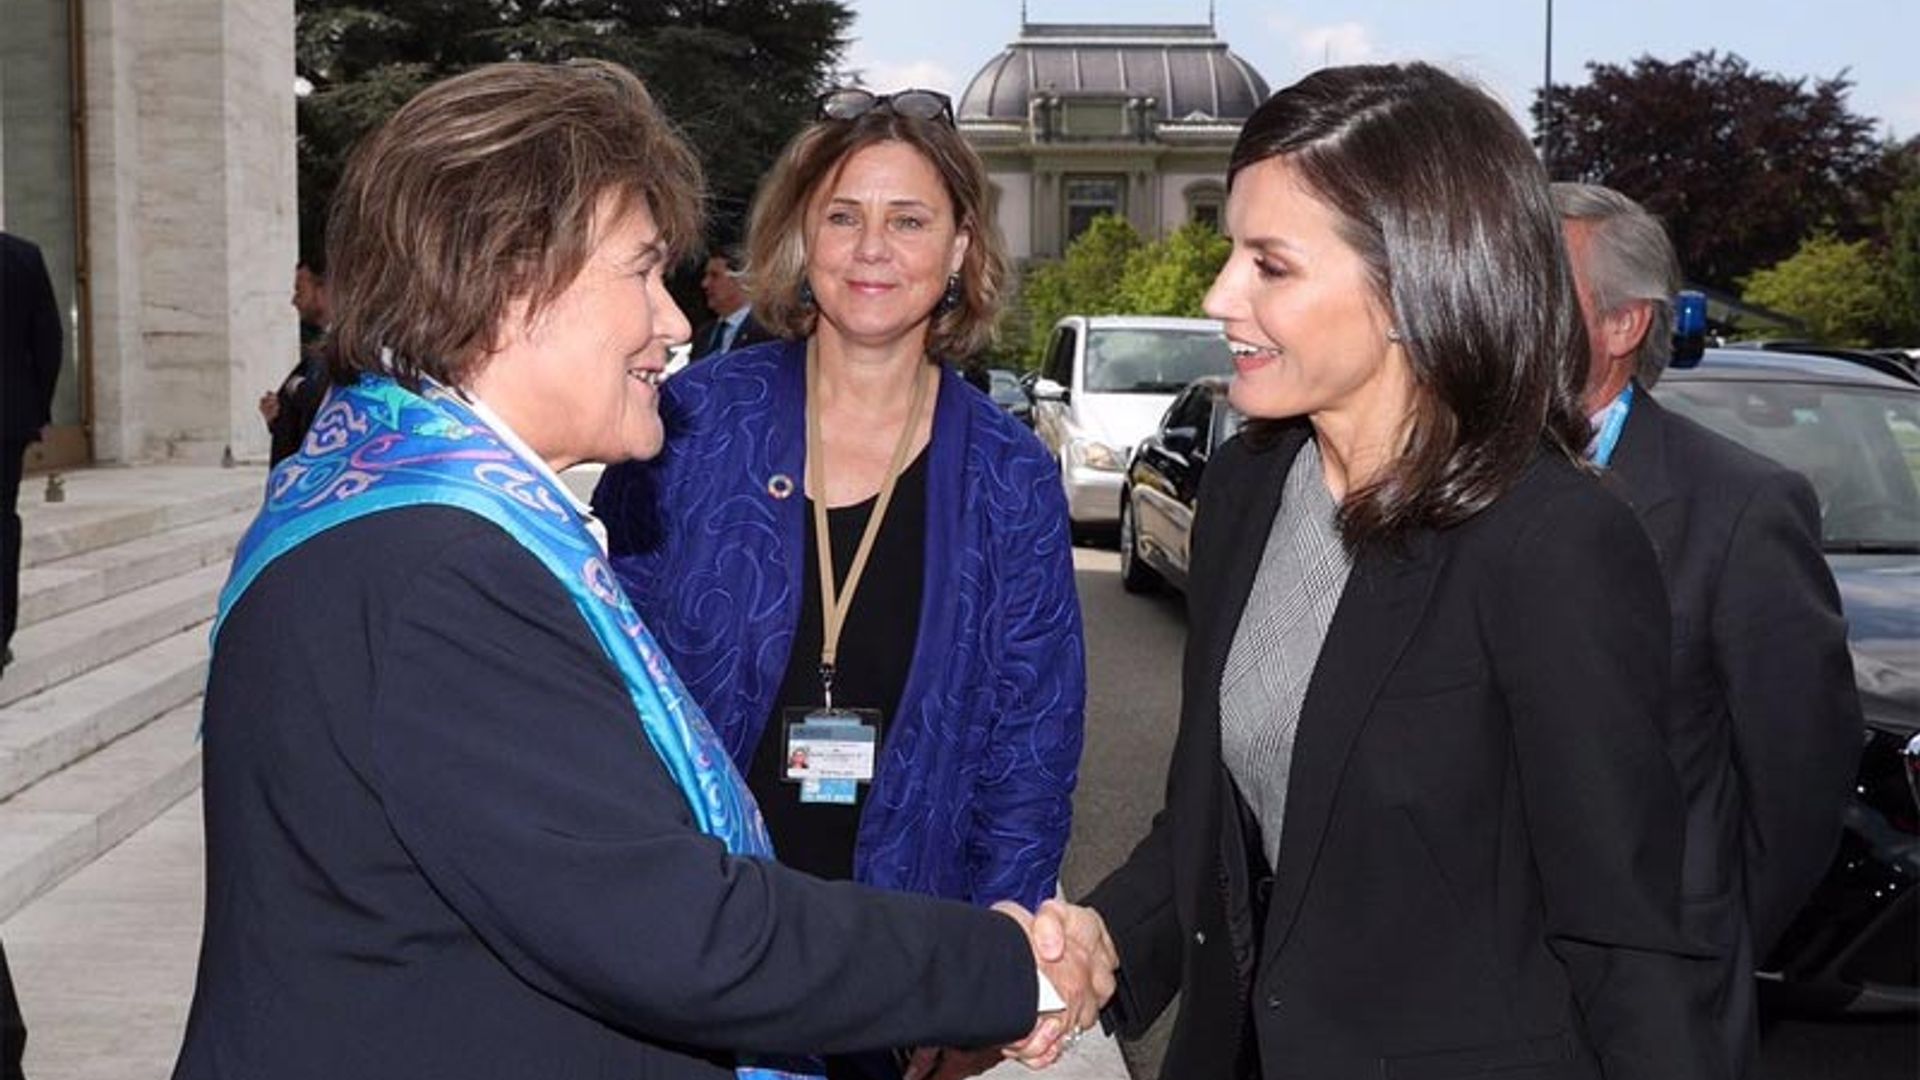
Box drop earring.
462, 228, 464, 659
936, 274, 962, 315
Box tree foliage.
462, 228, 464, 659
1115, 223, 1230, 319
1018, 215, 1145, 365
1741, 234, 1905, 347
1535, 51, 1897, 291
1883, 165, 1920, 342
295, 1, 852, 260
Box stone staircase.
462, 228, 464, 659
0, 466, 265, 920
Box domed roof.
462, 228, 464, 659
959, 23, 1270, 124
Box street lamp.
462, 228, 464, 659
1541, 0, 1556, 174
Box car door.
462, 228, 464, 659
1175, 390, 1238, 574
1137, 386, 1208, 577
1159, 388, 1214, 577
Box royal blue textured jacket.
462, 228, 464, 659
594, 340, 1085, 909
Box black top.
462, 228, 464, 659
751, 449, 928, 881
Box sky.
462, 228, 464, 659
841, 0, 1920, 140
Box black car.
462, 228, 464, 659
1653, 346, 1919, 1013
1119, 376, 1237, 593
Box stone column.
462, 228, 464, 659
85, 0, 295, 463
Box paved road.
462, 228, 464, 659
1060, 547, 1918, 1080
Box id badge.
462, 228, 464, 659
782, 708, 882, 805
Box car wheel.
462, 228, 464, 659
1119, 493, 1161, 594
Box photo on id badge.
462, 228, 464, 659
783, 708, 882, 805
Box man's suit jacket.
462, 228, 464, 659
690, 308, 774, 361
0, 232, 63, 443
1604, 390, 1860, 1070
174, 506, 1036, 1079
1085, 425, 1721, 1080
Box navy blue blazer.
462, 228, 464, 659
1604, 390, 1861, 1074
594, 340, 1085, 909
174, 507, 1036, 1079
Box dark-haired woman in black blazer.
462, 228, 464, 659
1038, 63, 1723, 1079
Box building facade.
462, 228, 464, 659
958, 21, 1269, 262
0, 0, 296, 469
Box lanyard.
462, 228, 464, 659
1589, 382, 1634, 468
804, 338, 932, 710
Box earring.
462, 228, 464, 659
936, 274, 962, 315
798, 280, 816, 309
1386, 328, 1403, 343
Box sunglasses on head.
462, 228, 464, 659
816, 87, 955, 127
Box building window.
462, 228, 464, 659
1064, 176, 1124, 242
1185, 181, 1225, 232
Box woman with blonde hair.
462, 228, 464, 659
595, 87, 1086, 1078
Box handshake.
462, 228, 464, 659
904, 900, 1120, 1080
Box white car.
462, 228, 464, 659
1027, 315, 1235, 530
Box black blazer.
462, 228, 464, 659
690, 309, 775, 361
175, 507, 1035, 1080
0, 232, 63, 442
1086, 426, 1722, 1080
1604, 391, 1860, 1069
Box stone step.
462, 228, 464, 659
0, 700, 201, 921
16, 508, 251, 631
20, 467, 263, 569
0, 562, 227, 710
0, 625, 209, 801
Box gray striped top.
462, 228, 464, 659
1220, 439, 1353, 871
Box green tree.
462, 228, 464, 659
1114, 223, 1230, 318
295, 0, 852, 257
1018, 215, 1144, 365
1882, 166, 1920, 342
1741, 234, 1904, 347
1535, 51, 1898, 290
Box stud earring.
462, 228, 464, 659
1386, 328, 1403, 343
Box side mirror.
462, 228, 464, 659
1031, 377, 1069, 403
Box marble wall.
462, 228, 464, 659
80, 0, 295, 463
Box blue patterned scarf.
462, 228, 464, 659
215, 374, 817, 1079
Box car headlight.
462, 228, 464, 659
1075, 437, 1125, 471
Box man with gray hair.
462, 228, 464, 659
1555, 182, 1861, 1076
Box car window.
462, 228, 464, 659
1163, 386, 1211, 434
1043, 327, 1076, 386
1657, 380, 1920, 549
988, 369, 1026, 407
1083, 330, 1233, 393
1209, 397, 1244, 451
